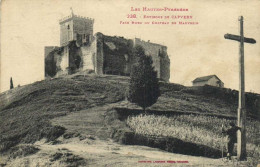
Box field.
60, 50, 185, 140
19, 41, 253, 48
127, 114, 260, 161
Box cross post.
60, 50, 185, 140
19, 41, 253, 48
224, 16, 256, 160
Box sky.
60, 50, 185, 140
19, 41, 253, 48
1, 0, 260, 93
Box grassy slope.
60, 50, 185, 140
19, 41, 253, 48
156, 82, 260, 118
0, 74, 259, 154
0, 75, 126, 152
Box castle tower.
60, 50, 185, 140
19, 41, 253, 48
59, 9, 94, 46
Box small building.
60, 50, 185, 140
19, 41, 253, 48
192, 75, 224, 88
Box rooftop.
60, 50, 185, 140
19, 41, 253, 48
192, 75, 221, 83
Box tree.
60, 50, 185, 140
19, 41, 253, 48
128, 46, 160, 113
10, 77, 14, 89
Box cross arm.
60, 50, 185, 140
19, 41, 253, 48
224, 34, 256, 44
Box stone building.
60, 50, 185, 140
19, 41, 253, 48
192, 75, 224, 88
45, 11, 170, 82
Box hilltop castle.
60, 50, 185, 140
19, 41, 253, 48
45, 11, 170, 82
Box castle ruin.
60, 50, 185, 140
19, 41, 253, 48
45, 11, 170, 82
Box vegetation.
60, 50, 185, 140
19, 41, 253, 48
1, 73, 259, 165
128, 46, 160, 112
127, 114, 260, 157
0, 75, 126, 152
10, 77, 14, 89
8, 145, 39, 159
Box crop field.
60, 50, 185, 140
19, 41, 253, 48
127, 114, 260, 157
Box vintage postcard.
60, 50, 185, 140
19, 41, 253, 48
0, 0, 259, 166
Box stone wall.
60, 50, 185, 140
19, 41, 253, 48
44, 46, 59, 58
60, 19, 74, 46
96, 33, 134, 76
159, 49, 170, 82
95, 33, 104, 75
67, 42, 82, 74
45, 40, 95, 78
56, 46, 69, 76
133, 38, 161, 78
80, 41, 96, 71
45, 33, 170, 81
45, 42, 80, 77
59, 16, 94, 46
45, 46, 67, 77
50, 14, 170, 80
73, 17, 93, 42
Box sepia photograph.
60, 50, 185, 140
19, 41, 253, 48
0, 0, 259, 166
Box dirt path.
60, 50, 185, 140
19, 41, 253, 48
6, 137, 232, 167
4, 103, 236, 166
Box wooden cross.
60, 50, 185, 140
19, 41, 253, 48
224, 16, 256, 160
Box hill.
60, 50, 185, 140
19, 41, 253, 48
0, 74, 259, 166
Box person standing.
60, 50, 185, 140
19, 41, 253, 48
222, 122, 241, 160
